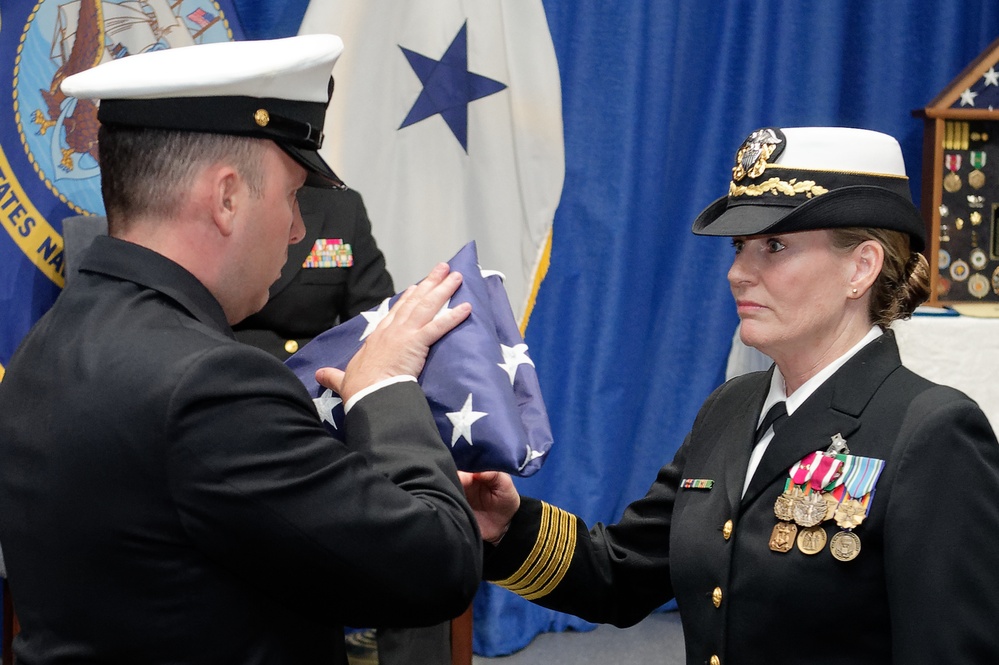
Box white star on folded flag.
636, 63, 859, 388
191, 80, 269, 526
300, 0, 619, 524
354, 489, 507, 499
961, 88, 979, 107
312, 389, 342, 428
519, 445, 546, 473
360, 297, 391, 340
285, 241, 554, 476
447, 393, 488, 447
498, 343, 535, 385
953, 67, 999, 110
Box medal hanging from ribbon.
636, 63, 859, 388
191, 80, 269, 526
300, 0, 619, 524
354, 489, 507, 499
828, 454, 884, 562
770, 433, 885, 560
969, 151, 986, 189
944, 153, 963, 193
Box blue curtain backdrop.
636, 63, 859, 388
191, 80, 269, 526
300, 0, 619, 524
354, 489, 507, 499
3, 0, 999, 655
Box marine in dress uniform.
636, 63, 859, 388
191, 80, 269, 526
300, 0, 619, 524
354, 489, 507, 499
0, 35, 480, 665
470, 127, 999, 665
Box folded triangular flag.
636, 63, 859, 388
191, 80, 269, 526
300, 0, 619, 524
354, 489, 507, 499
286, 241, 553, 476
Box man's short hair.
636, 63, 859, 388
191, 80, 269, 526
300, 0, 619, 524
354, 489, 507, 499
98, 126, 267, 235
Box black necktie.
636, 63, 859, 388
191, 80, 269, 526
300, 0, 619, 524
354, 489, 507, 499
754, 401, 787, 444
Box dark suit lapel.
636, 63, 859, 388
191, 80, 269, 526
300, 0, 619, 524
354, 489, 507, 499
269, 191, 326, 297
742, 405, 861, 506
741, 332, 903, 507
722, 370, 773, 513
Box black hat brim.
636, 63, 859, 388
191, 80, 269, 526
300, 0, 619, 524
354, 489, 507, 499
691, 185, 926, 252
281, 145, 345, 190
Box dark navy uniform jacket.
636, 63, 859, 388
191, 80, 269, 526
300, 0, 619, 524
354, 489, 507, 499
0, 236, 480, 665
485, 332, 999, 665
234, 186, 394, 360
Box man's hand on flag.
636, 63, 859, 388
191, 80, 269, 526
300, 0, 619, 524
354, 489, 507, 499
294, 241, 553, 476
315, 263, 471, 402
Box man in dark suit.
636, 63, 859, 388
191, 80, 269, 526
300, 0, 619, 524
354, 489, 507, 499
62, 188, 455, 665
0, 35, 481, 665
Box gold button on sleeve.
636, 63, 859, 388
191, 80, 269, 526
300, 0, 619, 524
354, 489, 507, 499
712, 586, 722, 608
722, 520, 733, 540
284, 339, 299, 354
710, 655, 720, 665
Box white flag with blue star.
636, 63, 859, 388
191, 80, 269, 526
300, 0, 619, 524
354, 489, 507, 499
298, 0, 564, 326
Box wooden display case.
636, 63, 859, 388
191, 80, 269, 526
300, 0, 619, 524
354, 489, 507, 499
914, 36, 999, 315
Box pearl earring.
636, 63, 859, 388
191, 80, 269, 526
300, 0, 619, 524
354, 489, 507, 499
852, 288, 858, 294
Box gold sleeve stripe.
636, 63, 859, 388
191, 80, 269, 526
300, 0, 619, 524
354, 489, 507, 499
494, 502, 577, 600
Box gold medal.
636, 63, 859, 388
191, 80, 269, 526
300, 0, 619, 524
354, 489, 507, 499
792, 491, 826, 528
769, 521, 797, 553
970, 211, 983, 226
969, 151, 986, 188
833, 498, 867, 529
796, 526, 827, 555
829, 530, 862, 562
955, 217, 964, 230
943, 172, 962, 192
774, 484, 802, 522
774, 491, 795, 522
823, 492, 840, 521
775, 484, 805, 521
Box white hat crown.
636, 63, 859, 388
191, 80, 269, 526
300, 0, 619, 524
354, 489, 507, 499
61, 34, 343, 104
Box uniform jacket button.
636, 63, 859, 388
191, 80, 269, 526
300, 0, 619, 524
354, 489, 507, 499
284, 339, 300, 354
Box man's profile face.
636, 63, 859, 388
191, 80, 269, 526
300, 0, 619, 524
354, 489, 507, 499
227, 142, 308, 322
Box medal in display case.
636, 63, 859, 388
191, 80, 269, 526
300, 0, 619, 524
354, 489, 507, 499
914, 36, 999, 316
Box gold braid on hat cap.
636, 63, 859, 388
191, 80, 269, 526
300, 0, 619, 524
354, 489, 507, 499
729, 164, 909, 203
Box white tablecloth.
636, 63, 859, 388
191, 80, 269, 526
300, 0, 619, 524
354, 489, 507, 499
726, 314, 999, 434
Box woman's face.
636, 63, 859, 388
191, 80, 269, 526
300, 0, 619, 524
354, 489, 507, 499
728, 229, 859, 362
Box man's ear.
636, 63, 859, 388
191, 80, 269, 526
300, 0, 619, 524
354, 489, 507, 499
849, 240, 884, 298
211, 166, 241, 237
